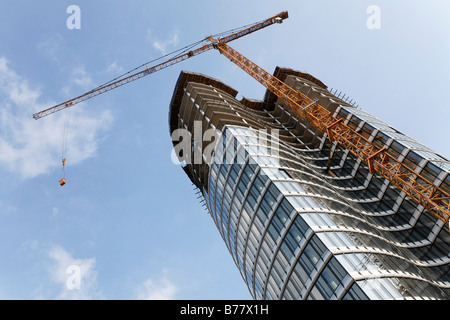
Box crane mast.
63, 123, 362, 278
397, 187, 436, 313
33, 11, 449, 227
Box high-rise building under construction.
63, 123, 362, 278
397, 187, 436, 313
168, 67, 450, 300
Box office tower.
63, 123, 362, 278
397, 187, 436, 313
168, 68, 450, 300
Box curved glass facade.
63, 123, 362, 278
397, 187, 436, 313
205, 126, 439, 299
168, 69, 450, 300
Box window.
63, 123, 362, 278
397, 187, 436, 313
299, 235, 327, 273
281, 218, 308, 257
245, 193, 257, 210
372, 131, 390, 149
403, 150, 422, 170
253, 175, 266, 195
441, 175, 450, 196
347, 115, 362, 131
337, 108, 350, 121
256, 183, 273, 213
311, 257, 347, 299
290, 196, 318, 210
267, 198, 294, 241
237, 174, 250, 195
420, 161, 442, 183
293, 258, 309, 286
342, 283, 369, 300
319, 232, 355, 249
219, 162, 229, 178
228, 165, 239, 184
387, 140, 405, 160
359, 122, 375, 140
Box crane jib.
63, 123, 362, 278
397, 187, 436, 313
32, 11, 288, 120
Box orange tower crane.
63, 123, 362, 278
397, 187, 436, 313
32, 11, 450, 227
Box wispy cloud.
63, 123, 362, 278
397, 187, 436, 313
36, 34, 64, 64
47, 245, 103, 300
62, 64, 96, 95
135, 270, 178, 300
147, 29, 179, 55
71, 65, 95, 89
106, 61, 125, 75
0, 56, 113, 179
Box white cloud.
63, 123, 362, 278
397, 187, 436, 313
47, 245, 102, 300
62, 64, 96, 95
0, 56, 113, 179
71, 65, 95, 89
106, 61, 124, 75
135, 270, 178, 300
36, 34, 64, 64
147, 29, 179, 55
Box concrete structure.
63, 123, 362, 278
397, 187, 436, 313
168, 68, 450, 300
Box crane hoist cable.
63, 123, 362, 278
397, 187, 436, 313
59, 107, 71, 186
41, 15, 284, 187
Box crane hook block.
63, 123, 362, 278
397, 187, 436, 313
59, 178, 66, 187
62, 158, 66, 166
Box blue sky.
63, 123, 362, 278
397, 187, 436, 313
0, 1, 449, 300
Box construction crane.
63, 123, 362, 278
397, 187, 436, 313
32, 11, 450, 227
32, 12, 288, 120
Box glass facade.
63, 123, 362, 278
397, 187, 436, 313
205, 126, 394, 299
169, 69, 450, 300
